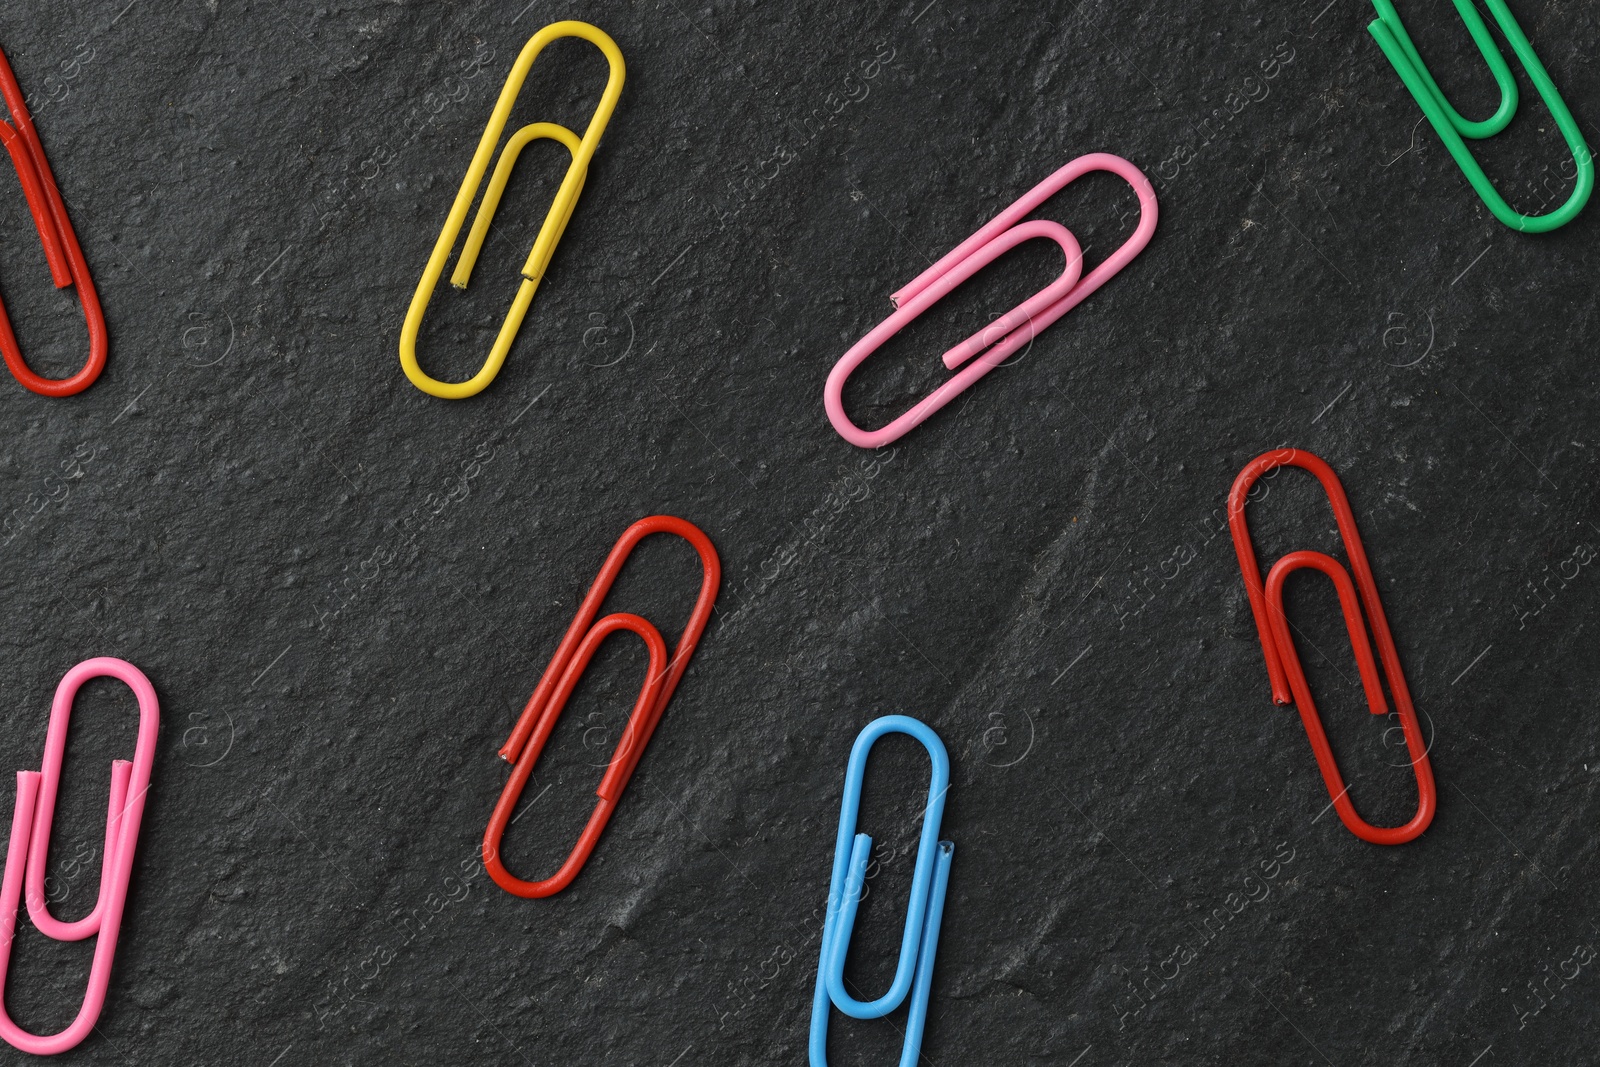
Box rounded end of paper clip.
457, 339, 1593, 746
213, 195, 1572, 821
400, 363, 493, 400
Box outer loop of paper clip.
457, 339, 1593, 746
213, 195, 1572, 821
0, 657, 159, 1056
824, 152, 1157, 448
820, 715, 950, 1017
1228, 450, 1437, 846
809, 716, 953, 1067
483, 515, 720, 899
399, 21, 624, 399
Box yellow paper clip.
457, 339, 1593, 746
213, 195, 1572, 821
400, 21, 624, 399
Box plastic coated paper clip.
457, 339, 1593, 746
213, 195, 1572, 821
810, 716, 953, 1067
824, 153, 1157, 448
1367, 0, 1592, 232
0, 45, 106, 397
483, 516, 719, 898
0, 658, 159, 1055
1229, 449, 1436, 845
400, 21, 624, 399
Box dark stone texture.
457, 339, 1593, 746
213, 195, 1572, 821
0, 0, 1596, 1064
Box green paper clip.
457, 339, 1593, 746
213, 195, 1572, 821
1368, 0, 1593, 232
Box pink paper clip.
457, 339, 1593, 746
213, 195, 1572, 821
0, 657, 159, 1055
824, 152, 1158, 448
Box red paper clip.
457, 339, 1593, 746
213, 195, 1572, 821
484, 515, 720, 897
1229, 449, 1436, 845
0, 46, 105, 397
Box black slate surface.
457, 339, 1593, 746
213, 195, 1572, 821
0, 1, 1598, 1064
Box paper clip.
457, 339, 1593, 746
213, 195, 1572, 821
824, 153, 1157, 448
1367, 0, 1593, 232
1229, 450, 1436, 845
484, 515, 719, 897
0, 46, 106, 397
809, 716, 953, 1067
0, 658, 159, 1055
400, 21, 625, 399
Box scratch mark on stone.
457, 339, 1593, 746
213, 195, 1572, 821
652, 244, 693, 287
1450, 244, 1491, 287
113, 384, 151, 423
1311, 784, 1352, 825
251, 645, 293, 688
1451, 644, 1492, 686
254, 244, 294, 285
1311, 381, 1351, 424
510, 383, 553, 425
1051, 645, 1092, 686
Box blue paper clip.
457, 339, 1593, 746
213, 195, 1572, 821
809, 715, 953, 1067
